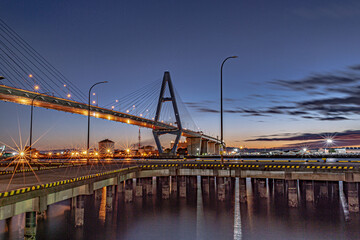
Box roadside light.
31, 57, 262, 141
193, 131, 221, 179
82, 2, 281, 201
107, 149, 110, 153
19, 151, 25, 157
83, 151, 87, 155
303, 148, 307, 152
95, 152, 98, 156
126, 149, 130, 153
111, 106, 115, 109
326, 139, 333, 144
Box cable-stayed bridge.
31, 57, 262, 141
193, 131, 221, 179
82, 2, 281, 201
0, 19, 221, 155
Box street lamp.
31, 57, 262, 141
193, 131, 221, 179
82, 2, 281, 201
87, 81, 108, 164
29, 92, 53, 161
220, 56, 238, 164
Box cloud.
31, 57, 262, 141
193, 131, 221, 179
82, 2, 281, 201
271, 74, 359, 91
246, 129, 360, 143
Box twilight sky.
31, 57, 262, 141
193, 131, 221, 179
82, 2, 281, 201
1, 0, 360, 150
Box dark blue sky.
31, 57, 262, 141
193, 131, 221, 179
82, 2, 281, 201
1, 0, 360, 150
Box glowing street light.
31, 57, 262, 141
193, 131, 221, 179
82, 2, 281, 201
326, 139, 333, 144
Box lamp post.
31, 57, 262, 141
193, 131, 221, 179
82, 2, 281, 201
87, 81, 108, 164
220, 56, 238, 164
29, 92, 53, 161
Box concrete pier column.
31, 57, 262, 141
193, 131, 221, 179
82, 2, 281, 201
287, 180, 298, 207
171, 176, 178, 194
125, 179, 133, 203
305, 180, 314, 202
268, 178, 274, 195
346, 182, 359, 212
145, 177, 153, 196
209, 177, 215, 193
201, 140, 209, 155
75, 195, 85, 227
36, 211, 46, 221
215, 143, 220, 155
319, 181, 329, 199
117, 181, 124, 193
179, 176, 187, 198
135, 179, 143, 197
217, 177, 225, 201
258, 179, 267, 198
275, 179, 285, 196
24, 211, 37, 239
191, 176, 198, 189
239, 178, 247, 203
202, 177, 210, 195
95, 188, 103, 201
208, 142, 216, 155
187, 137, 202, 155
106, 186, 114, 211
71, 196, 77, 209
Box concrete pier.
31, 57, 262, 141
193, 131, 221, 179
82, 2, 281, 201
202, 177, 210, 195
125, 179, 133, 203
217, 177, 225, 201
36, 211, 46, 221
346, 182, 359, 212
171, 176, 177, 194
106, 186, 114, 211
319, 181, 329, 199
275, 179, 285, 196
145, 177, 153, 196
75, 195, 85, 227
95, 188, 103, 201
135, 179, 143, 197
287, 180, 298, 207
239, 178, 247, 203
24, 211, 37, 240
179, 176, 186, 198
305, 180, 314, 202
117, 181, 124, 194
258, 179, 267, 198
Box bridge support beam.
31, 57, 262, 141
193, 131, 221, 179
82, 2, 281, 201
208, 142, 216, 155
346, 182, 359, 212
215, 143, 221, 155
24, 211, 36, 240
201, 140, 209, 155
275, 179, 285, 196
75, 195, 85, 227
187, 137, 201, 155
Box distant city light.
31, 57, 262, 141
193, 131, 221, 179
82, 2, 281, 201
303, 148, 307, 152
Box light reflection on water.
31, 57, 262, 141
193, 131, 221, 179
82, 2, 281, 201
0, 177, 360, 240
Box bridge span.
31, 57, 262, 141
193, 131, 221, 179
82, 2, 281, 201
0, 160, 359, 238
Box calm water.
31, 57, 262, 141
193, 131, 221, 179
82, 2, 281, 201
0, 177, 359, 240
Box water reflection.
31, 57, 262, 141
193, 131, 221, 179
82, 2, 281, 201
0, 177, 359, 240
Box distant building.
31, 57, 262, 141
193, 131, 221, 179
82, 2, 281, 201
99, 139, 115, 155
139, 145, 156, 155
345, 147, 360, 154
